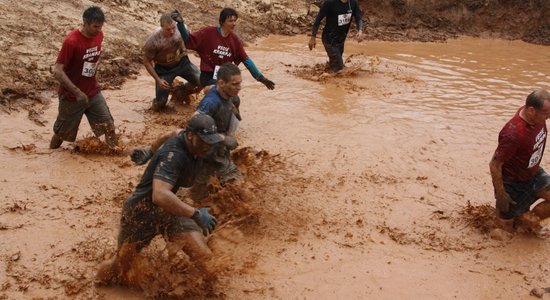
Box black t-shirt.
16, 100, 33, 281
125, 130, 202, 207
312, 0, 363, 43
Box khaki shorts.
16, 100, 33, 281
52, 92, 114, 142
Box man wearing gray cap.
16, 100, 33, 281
96, 114, 223, 285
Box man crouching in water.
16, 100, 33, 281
490, 89, 550, 232
96, 114, 222, 284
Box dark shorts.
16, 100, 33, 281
118, 196, 200, 252
199, 72, 217, 87
500, 167, 550, 219
154, 55, 200, 107
322, 35, 346, 72
53, 92, 114, 142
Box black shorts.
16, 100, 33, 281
500, 167, 550, 219
117, 196, 200, 252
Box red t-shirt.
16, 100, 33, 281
55, 29, 102, 101
494, 106, 548, 182
185, 26, 248, 72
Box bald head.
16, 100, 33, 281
525, 89, 550, 110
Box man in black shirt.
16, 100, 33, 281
308, 0, 364, 72
96, 114, 223, 285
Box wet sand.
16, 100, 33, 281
1, 35, 550, 299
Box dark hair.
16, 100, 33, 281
217, 62, 241, 82
219, 7, 238, 25
526, 90, 550, 110
83, 6, 105, 23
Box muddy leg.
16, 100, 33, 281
96, 242, 139, 285
104, 124, 118, 148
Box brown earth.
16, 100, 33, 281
1, 0, 550, 299
1, 0, 549, 111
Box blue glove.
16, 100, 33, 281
130, 148, 153, 165
191, 208, 217, 236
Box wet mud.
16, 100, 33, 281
1, 1, 550, 299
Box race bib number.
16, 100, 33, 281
528, 147, 543, 168
213, 65, 220, 80
338, 13, 352, 26
82, 61, 97, 77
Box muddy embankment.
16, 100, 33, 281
1, 0, 549, 114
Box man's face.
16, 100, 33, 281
219, 74, 242, 98
188, 133, 213, 158
161, 21, 177, 38
221, 16, 238, 32
533, 100, 550, 125
82, 21, 104, 37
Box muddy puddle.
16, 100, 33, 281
1, 35, 550, 299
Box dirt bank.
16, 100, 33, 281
1, 0, 549, 112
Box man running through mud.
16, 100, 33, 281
143, 12, 201, 111
96, 114, 222, 285
490, 89, 550, 232
170, 8, 275, 90
308, 0, 364, 73
131, 63, 242, 200
50, 6, 118, 149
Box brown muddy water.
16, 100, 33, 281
1, 35, 550, 299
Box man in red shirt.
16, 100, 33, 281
490, 89, 550, 231
50, 6, 118, 149
171, 8, 275, 90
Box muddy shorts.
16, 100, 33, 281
500, 167, 550, 219
118, 197, 201, 252
154, 55, 200, 108
199, 72, 217, 87
52, 92, 114, 142
322, 35, 345, 72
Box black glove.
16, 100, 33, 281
170, 10, 184, 23
130, 147, 153, 165
257, 75, 275, 90
223, 136, 238, 150
192, 208, 217, 236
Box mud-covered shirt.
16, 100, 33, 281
143, 27, 187, 66
56, 29, 102, 101
311, 0, 363, 43
184, 26, 248, 73
124, 130, 202, 207
196, 86, 240, 133
494, 106, 548, 182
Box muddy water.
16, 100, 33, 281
254, 35, 550, 117
2, 35, 550, 299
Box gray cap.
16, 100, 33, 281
186, 114, 224, 144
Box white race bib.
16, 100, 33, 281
82, 61, 97, 77
338, 13, 352, 26
213, 65, 220, 80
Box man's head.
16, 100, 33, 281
216, 63, 242, 98
219, 8, 238, 32
160, 12, 177, 37
524, 89, 550, 125
185, 114, 224, 157
81, 6, 105, 37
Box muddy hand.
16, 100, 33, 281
131, 147, 153, 165
258, 75, 275, 90
308, 37, 316, 50
170, 10, 184, 23
223, 136, 238, 150
495, 192, 516, 213
356, 31, 364, 42
76, 90, 89, 103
